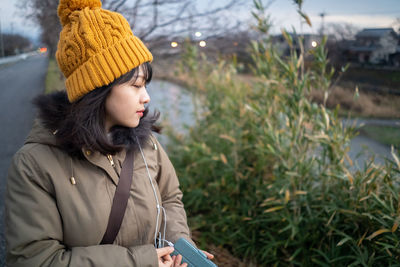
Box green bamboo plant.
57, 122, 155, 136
168, 0, 400, 265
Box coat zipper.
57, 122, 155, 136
106, 154, 115, 167
107, 154, 120, 176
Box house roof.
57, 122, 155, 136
349, 46, 377, 52
356, 28, 396, 38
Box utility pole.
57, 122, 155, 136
0, 17, 4, 57
319, 12, 326, 36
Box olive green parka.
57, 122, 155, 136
5, 96, 193, 266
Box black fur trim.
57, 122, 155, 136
33, 91, 160, 157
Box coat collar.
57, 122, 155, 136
81, 148, 127, 186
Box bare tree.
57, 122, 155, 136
392, 17, 400, 33
18, 0, 245, 56
18, 0, 61, 55
123, 0, 244, 40
324, 22, 359, 41
3, 33, 32, 56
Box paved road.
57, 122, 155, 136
342, 118, 400, 128
342, 118, 399, 168
0, 53, 48, 265
348, 135, 393, 168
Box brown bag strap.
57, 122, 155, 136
100, 148, 134, 244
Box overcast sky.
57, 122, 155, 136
0, 0, 399, 42
261, 0, 399, 33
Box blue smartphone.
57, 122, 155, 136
170, 238, 218, 267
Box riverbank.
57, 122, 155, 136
147, 79, 399, 169
152, 56, 400, 119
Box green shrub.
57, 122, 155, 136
168, 1, 400, 265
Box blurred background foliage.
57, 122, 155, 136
166, 0, 400, 265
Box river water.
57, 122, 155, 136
147, 80, 397, 169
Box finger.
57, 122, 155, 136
159, 260, 172, 267
174, 254, 182, 266
173, 255, 178, 266
162, 253, 173, 262
158, 258, 173, 267
179, 263, 188, 267
157, 247, 174, 257
201, 250, 214, 259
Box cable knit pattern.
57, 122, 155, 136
58, 0, 102, 26
56, 0, 153, 102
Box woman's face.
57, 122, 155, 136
104, 66, 150, 132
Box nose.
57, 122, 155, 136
141, 87, 150, 104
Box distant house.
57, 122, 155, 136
390, 38, 400, 67
347, 28, 398, 65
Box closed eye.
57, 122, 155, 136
132, 83, 146, 88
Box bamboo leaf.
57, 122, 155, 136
345, 153, 353, 167
264, 206, 284, 213
337, 237, 352, 246
220, 153, 228, 164
253, 0, 262, 10
344, 168, 354, 185
366, 229, 391, 241
392, 221, 399, 233
321, 107, 330, 130
386, 248, 393, 257
296, 53, 303, 69
392, 217, 400, 232
281, 29, 293, 48
391, 146, 400, 169
326, 211, 336, 226
372, 193, 390, 212
293, 0, 303, 8
285, 190, 290, 203
219, 134, 236, 144
358, 231, 368, 246
298, 11, 312, 27
288, 248, 302, 261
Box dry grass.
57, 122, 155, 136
45, 58, 65, 94
310, 85, 400, 118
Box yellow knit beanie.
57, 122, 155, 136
56, 0, 153, 102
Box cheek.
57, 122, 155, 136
105, 89, 139, 121
105, 94, 123, 117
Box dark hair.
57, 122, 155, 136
34, 62, 161, 157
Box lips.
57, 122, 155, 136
136, 109, 145, 117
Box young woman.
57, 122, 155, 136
5, 0, 213, 266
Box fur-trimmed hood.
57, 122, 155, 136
29, 91, 160, 157
7, 93, 193, 266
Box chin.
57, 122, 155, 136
129, 120, 140, 128
117, 118, 140, 128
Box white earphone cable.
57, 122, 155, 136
136, 137, 168, 248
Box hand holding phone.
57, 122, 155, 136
170, 238, 218, 267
